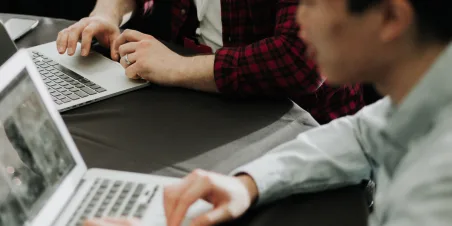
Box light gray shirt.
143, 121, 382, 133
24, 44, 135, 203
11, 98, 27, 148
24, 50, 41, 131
231, 43, 452, 226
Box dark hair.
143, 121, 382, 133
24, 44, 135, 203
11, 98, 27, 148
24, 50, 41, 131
348, 0, 452, 43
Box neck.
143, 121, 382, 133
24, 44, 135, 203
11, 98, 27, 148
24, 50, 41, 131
375, 43, 448, 105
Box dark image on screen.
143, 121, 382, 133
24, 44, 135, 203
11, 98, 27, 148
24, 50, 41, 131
0, 69, 76, 226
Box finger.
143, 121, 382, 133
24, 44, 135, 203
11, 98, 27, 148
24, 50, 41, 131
56, 29, 69, 54
80, 23, 98, 56
112, 29, 152, 55
102, 218, 141, 225
83, 219, 119, 226
170, 174, 212, 226
190, 207, 234, 226
164, 173, 200, 224
66, 24, 86, 56
118, 42, 139, 58
125, 62, 143, 80
119, 52, 137, 68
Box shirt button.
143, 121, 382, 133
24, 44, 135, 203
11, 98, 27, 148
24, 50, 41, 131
181, 9, 186, 15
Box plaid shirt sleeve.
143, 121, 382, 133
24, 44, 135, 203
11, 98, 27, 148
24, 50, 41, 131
214, 0, 322, 98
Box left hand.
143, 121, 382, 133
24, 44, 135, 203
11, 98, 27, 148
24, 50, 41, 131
83, 218, 142, 226
113, 29, 185, 86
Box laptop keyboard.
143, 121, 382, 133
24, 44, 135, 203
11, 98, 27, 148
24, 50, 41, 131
68, 178, 158, 226
31, 51, 107, 105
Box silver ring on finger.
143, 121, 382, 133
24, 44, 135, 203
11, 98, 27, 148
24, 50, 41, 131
124, 54, 131, 65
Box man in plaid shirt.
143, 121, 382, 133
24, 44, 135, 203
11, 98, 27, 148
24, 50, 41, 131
56, 0, 364, 124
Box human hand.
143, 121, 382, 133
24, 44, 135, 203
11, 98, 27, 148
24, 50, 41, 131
164, 169, 259, 226
113, 29, 187, 86
56, 16, 120, 58
83, 218, 142, 226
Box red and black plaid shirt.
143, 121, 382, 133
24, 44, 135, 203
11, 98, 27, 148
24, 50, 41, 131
142, 0, 364, 124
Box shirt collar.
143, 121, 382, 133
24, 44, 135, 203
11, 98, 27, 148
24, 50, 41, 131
382, 43, 452, 146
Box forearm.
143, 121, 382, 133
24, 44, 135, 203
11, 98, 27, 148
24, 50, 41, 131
229, 103, 385, 205
178, 55, 218, 93
90, 0, 136, 26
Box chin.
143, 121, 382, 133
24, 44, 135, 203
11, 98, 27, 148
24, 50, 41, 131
321, 73, 353, 86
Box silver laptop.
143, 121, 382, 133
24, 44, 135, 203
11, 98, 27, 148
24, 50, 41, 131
0, 50, 210, 226
0, 21, 148, 112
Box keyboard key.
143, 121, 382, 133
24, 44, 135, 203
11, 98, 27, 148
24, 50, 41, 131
85, 82, 96, 87
50, 69, 60, 74
60, 75, 71, 80
61, 90, 72, 96
81, 87, 96, 95
40, 63, 51, 68
43, 78, 51, 83
50, 92, 61, 97
134, 184, 145, 195
63, 84, 73, 89
46, 81, 56, 86
60, 81, 69, 86
38, 69, 46, 73
55, 78, 65, 83
52, 84, 61, 89
123, 183, 133, 193
55, 71, 65, 77
67, 94, 80, 100
114, 181, 122, 187
70, 87, 80, 92
57, 95, 66, 100
55, 100, 63, 105
40, 71, 50, 77
88, 84, 100, 89
57, 87, 66, 92
43, 58, 53, 63
95, 87, 107, 93
61, 97, 71, 103
64, 77, 75, 82
75, 84, 85, 88
49, 76, 59, 81
48, 61, 58, 66
79, 78, 90, 84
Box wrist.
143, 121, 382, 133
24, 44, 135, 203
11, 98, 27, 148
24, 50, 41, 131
237, 174, 259, 205
176, 55, 218, 92
90, 11, 122, 26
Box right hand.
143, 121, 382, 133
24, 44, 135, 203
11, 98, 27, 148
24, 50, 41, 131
56, 16, 120, 60
164, 169, 259, 226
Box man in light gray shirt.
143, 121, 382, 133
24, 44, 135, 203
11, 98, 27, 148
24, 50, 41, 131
84, 0, 452, 226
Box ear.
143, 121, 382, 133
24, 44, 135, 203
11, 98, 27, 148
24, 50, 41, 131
379, 0, 414, 42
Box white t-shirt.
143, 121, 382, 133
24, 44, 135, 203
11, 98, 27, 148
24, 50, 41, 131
193, 0, 223, 52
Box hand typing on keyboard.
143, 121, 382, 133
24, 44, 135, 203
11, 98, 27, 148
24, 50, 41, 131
83, 218, 142, 226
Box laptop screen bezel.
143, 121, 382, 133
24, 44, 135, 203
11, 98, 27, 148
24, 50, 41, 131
0, 50, 88, 226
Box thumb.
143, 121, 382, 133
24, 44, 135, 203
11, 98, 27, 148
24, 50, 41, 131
190, 206, 234, 226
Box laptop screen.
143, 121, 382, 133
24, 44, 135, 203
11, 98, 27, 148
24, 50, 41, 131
0, 69, 76, 226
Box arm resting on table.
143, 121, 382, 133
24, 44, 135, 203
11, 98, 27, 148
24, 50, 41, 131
230, 100, 388, 205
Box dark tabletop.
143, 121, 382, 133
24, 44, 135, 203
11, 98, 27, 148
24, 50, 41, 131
1, 13, 368, 226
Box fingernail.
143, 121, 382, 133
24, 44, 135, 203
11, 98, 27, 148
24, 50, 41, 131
68, 48, 73, 54
58, 47, 64, 53
82, 49, 88, 56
